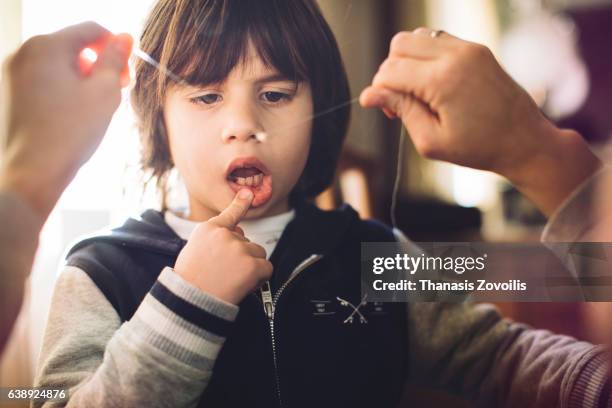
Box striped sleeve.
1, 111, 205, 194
567, 350, 612, 408
34, 266, 240, 407
542, 166, 609, 243
127, 266, 239, 370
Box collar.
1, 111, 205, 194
164, 209, 296, 241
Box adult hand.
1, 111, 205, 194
174, 189, 273, 305
0, 21, 133, 221
360, 28, 601, 216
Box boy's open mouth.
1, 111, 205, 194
225, 157, 273, 207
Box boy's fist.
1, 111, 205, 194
173, 189, 273, 305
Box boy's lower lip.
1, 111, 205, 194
227, 174, 273, 207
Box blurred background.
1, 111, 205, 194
1, 0, 611, 406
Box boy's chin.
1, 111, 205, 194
239, 202, 272, 220
233, 196, 289, 221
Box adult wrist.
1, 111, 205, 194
0, 163, 65, 222
503, 119, 602, 217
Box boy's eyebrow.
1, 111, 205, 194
184, 74, 298, 91
253, 73, 296, 85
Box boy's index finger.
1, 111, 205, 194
209, 189, 254, 229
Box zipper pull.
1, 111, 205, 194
260, 281, 275, 320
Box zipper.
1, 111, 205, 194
261, 281, 274, 318
259, 254, 323, 408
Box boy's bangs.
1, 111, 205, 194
159, 0, 310, 89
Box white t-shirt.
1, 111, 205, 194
164, 209, 296, 259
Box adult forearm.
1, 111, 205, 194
0, 190, 42, 352
0, 153, 72, 223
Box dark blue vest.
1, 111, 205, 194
66, 202, 408, 408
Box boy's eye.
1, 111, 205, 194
192, 93, 222, 105
261, 91, 291, 103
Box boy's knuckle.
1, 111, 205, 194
254, 244, 266, 258
228, 238, 244, 254
200, 222, 215, 233
191, 223, 209, 239
243, 257, 258, 273
261, 261, 273, 278
215, 227, 232, 240
197, 227, 218, 244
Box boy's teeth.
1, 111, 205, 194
233, 174, 264, 187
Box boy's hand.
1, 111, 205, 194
174, 189, 273, 305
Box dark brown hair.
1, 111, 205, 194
131, 0, 351, 206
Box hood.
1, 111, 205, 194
66, 201, 361, 261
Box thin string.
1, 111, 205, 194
391, 126, 406, 230
132, 48, 186, 85
266, 96, 361, 134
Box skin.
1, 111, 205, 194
0, 22, 131, 352
174, 189, 274, 305
166, 45, 314, 304
164, 44, 313, 222
360, 28, 602, 217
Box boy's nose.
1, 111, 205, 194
221, 127, 259, 143
221, 106, 264, 144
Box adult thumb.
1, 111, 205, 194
360, 85, 437, 139
92, 33, 132, 85
360, 86, 403, 119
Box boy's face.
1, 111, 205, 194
164, 46, 313, 221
